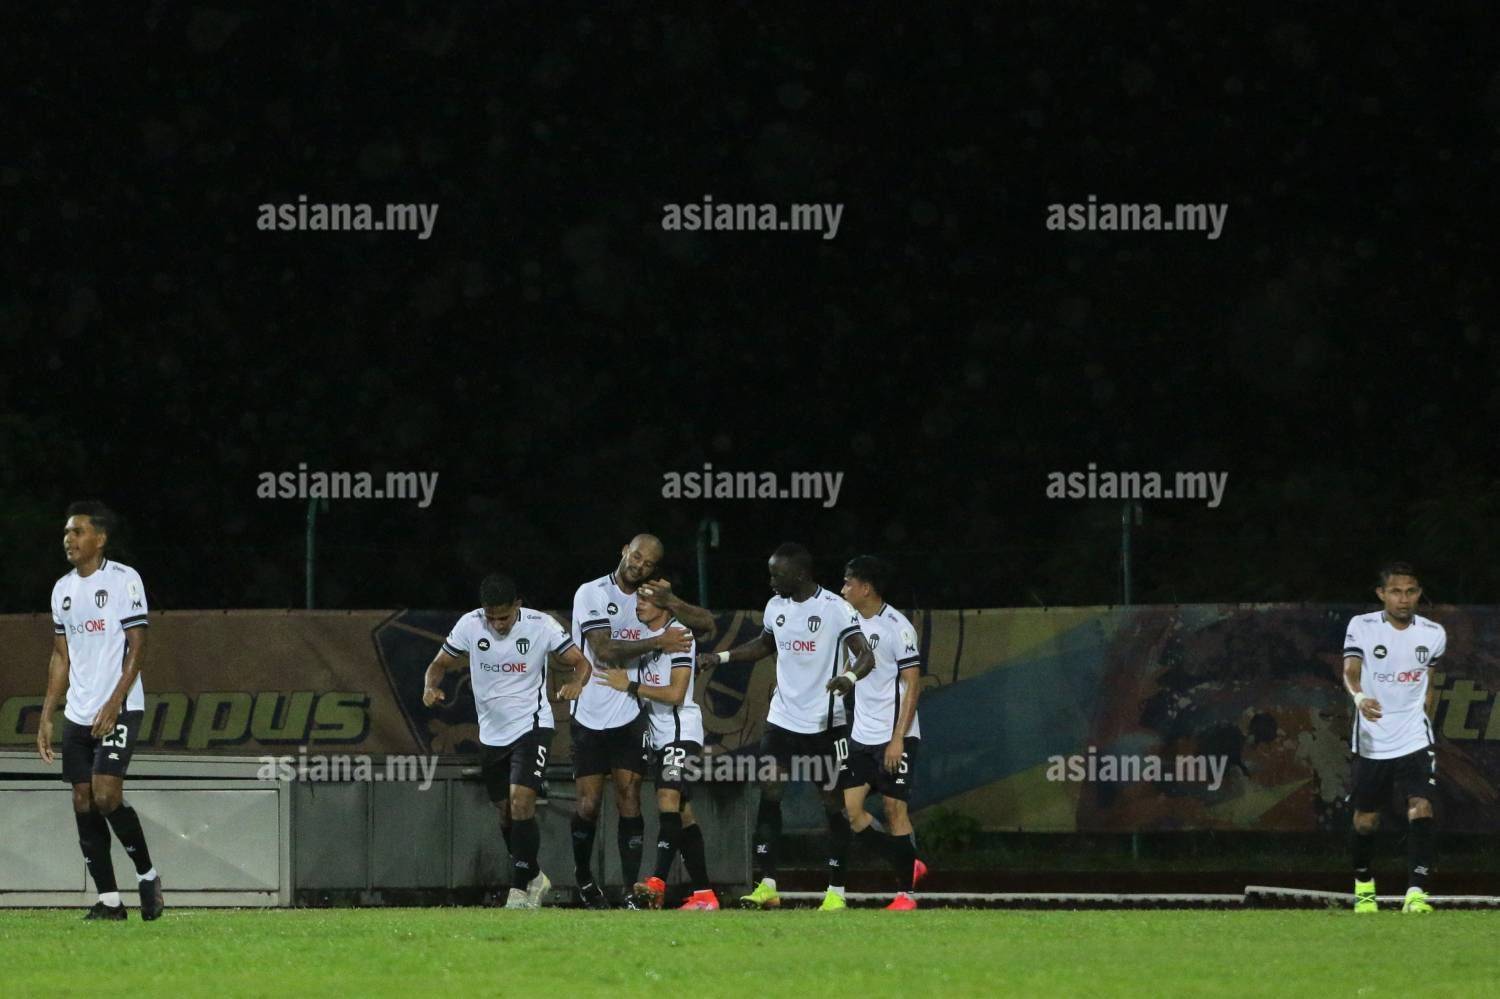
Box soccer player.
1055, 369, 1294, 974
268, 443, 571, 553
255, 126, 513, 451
1343, 562, 1444, 914
422, 572, 592, 909
830, 556, 927, 910
593, 590, 718, 910
568, 535, 711, 908
36, 501, 164, 921
703, 542, 875, 909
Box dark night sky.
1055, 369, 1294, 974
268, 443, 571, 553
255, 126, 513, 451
4, 3, 1499, 614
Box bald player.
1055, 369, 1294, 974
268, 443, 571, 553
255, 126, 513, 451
565, 534, 713, 908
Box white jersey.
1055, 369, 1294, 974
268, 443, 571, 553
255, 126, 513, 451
851, 604, 923, 745
763, 587, 862, 734
443, 608, 573, 747
633, 616, 703, 749
1344, 611, 1444, 760
51, 558, 148, 726
571, 573, 647, 730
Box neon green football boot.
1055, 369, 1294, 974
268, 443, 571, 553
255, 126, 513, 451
739, 878, 781, 909
1402, 887, 1433, 913
1354, 879, 1377, 913
817, 889, 847, 911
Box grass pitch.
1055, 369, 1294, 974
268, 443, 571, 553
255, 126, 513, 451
3, 907, 1497, 996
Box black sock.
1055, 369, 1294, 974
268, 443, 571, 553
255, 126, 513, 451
753, 797, 783, 882
679, 822, 710, 889
511, 817, 540, 890
853, 825, 889, 878
76, 810, 117, 895
619, 815, 645, 885
827, 810, 851, 885
500, 817, 514, 854
1408, 817, 1434, 890
571, 815, 598, 884
888, 832, 918, 892
104, 803, 155, 877
1351, 828, 1375, 881
653, 811, 682, 881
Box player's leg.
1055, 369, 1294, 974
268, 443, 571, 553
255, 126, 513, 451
676, 799, 714, 901
73, 779, 123, 918
90, 710, 160, 919
881, 795, 921, 904
570, 720, 609, 906
880, 737, 924, 903
818, 727, 853, 908
504, 730, 553, 908
611, 721, 648, 902
1401, 747, 1438, 913
742, 725, 791, 907
480, 742, 513, 900
613, 766, 645, 901
1349, 752, 1385, 912
63, 718, 123, 919
639, 784, 681, 908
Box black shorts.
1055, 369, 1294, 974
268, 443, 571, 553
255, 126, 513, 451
571, 715, 649, 779
1350, 746, 1438, 813
480, 727, 554, 800
838, 737, 921, 801
759, 722, 849, 785
61, 711, 144, 786
653, 741, 702, 799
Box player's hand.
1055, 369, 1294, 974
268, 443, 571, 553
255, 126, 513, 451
654, 627, 692, 654
883, 738, 904, 774
639, 578, 675, 606
826, 674, 855, 695
422, 686, 446, 707
91, 699, 121, 738
1359, 697, 1383, 721
595, 667, 630, 692
36, 718, 54, 764
696, 652, 720, 672
558, 680, 584, 700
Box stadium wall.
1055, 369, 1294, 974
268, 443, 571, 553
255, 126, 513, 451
4, 604, 1497, 834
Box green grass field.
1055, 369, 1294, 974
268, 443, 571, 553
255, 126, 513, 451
4, 907, 1497, 996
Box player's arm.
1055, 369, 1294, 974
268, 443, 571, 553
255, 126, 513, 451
422, 648, 462, 707
884, 666, 922, 772
696, 630, 776, 671
640, 578, 715, 635
1344, 655, 1381, 721
37, 635, 69, 763
556, 644, 592, 700
91, 625, 146, 737
585, 625, 692, 666
826, 631, 875, 694
596, 661, 693, 706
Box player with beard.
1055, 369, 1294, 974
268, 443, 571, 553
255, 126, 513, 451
566, 534, 713, 908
